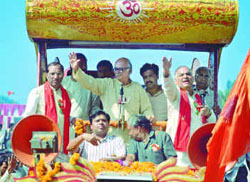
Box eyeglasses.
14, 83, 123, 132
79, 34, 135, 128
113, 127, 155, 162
114, 67, 130, 72
195, 74, 210, 80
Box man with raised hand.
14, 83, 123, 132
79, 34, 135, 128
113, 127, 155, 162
69, 52, 154, 143
162, 57, 216, 167
62, 53, 100, 140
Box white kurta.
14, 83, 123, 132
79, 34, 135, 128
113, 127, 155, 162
162, 75, 216, 167
23, 85, 67, 159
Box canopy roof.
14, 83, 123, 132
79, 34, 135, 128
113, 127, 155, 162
26, 0, 238, 50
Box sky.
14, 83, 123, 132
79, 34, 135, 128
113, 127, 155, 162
0, 0, 249, 104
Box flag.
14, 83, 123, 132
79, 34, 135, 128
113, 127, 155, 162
204, 49, 250, 182
8, 91, 14, 96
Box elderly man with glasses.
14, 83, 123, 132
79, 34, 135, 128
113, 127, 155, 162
69, 52, 154, 143
193, 66, 222, 115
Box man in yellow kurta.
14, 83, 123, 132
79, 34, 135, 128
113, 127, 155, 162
69, 52, 154, 143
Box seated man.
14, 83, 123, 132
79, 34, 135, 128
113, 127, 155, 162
67, 110, 126, 162
126, 115, 177, 164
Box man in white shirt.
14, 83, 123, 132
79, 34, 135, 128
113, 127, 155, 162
162, 57, 216, 167
140, 63, 168, 121
67, 110, 126, 162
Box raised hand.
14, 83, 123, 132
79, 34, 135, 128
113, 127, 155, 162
68, 52, 80, 72
7, 154, 18, 174
162, 56, 172, 77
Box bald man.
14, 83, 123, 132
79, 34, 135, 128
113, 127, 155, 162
162, 57, 216, 167
69, 52, 154, 143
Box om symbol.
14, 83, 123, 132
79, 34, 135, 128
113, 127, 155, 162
116, 0, 141, 20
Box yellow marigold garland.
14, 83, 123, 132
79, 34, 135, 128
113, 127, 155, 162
91, 161, 156, 176
75, 119, 88, 135
70, 153, 80, 165
36, 156, 61, 182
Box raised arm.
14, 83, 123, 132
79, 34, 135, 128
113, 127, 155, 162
162, 57, 178, 101
162, 56, 172, 78
69, 52, 80, 73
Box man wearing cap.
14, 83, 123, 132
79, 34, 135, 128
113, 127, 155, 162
126, 114, 176, 164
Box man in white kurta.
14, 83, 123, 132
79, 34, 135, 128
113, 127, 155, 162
162, 57, 216, 167
23, 62, 71, 161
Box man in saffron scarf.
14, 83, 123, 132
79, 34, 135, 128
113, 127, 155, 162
23, 61, 71, 161
162, 57, 216, 167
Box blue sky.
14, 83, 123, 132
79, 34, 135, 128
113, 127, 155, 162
0, 0, 249, 104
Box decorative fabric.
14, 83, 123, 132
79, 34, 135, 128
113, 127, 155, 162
173, 89, 191, 152
44, 82, 71, 154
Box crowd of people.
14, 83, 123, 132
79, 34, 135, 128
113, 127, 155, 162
1, 52, 248, 182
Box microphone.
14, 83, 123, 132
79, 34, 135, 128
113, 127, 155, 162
199, 89, 206, 105
120, 84, 124, 97
118, 84, 125, 129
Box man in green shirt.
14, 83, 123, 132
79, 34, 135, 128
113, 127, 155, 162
126, 115, 177, 164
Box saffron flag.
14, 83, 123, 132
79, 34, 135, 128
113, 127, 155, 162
8, 91, 14, 96
204, 49, 250, 182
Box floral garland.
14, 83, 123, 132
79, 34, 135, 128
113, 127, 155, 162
36, 156, 61, 182
74, 118, 89, 135
58, 99, 64, 114
69, 153, 80, 165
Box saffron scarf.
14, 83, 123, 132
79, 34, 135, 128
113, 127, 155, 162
194, 93, 207, 124
44, 82, 71, 154
174, 89, 191, 152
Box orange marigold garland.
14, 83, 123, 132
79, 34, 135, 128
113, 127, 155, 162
69, 152, 80, 165
74, 119, 89, 135
35, 156, 61, 182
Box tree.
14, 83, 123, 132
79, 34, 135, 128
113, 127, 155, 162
219, 80, 235, 107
